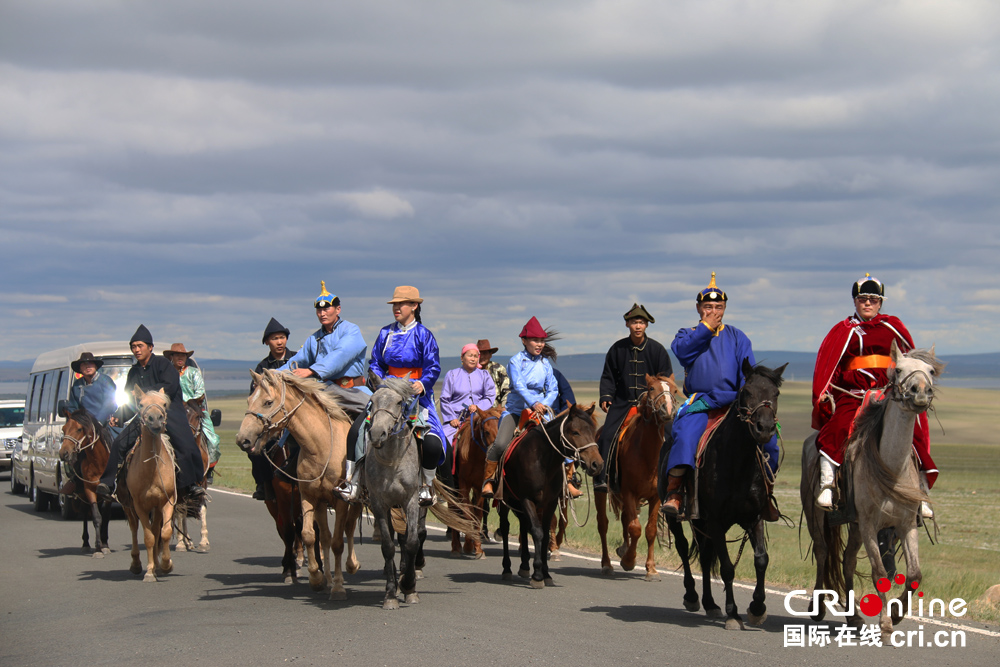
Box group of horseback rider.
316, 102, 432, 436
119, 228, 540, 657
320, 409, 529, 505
76, 271, 936, 520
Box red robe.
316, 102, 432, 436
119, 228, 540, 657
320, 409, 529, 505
812, 313, 936, 487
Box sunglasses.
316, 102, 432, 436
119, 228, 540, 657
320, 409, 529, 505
855, 296, 882, 304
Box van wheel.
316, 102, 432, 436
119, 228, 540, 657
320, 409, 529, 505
10, 470, 26, 495
31, 474, 49, 512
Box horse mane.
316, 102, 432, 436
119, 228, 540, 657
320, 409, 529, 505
263, 369, 351, 424
891, 348, 947, 380
748, 363, 785, 388
378, 376, 419, 400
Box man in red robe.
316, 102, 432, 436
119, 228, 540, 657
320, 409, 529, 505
812, 274, 936, 517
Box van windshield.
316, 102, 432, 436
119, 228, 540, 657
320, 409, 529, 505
0, 406, 25, 428
97, 357, 135, 407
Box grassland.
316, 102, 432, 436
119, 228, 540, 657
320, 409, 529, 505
209, 380, 1000, 621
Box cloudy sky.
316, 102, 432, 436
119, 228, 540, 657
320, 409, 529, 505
2, 1, 998, 363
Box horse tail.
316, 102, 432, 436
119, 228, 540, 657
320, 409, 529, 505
429, 479, 485, 536
609, 492, 622, 520
821, 517, 846, 599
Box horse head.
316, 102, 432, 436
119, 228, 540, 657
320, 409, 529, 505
134, 386, 169, 436
59, 408, 92, 465
367, 377, 418, 449
238, 369, 280, 454
472, 405, 503, 445
564, 403, 603, 477
890, 341, 945, 413
643, 373, 677, 424
738, 359, 787, 446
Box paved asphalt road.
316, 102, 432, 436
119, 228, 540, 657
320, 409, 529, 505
2, 478, 996, 667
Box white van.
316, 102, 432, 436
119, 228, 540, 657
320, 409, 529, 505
1, 399, 25, 472
12, 342, 134, 513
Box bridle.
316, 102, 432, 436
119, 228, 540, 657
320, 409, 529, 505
244, 378, 306, 448
465, 408, 501, 452
536, 409, 599, 465
640, 380, 675, 423
889, 367, 936, 408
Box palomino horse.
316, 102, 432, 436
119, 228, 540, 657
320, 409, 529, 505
58, 409, 113, 556
662, 361, 786, 630
366, 378, 481, 609
238, 369, 360, 600
118, 387, 176, 582
449, 404, 502, 558
596, 374, 678, 579
173, 401, 211, 553
497, 404, 602, 588
801, 343, 943, 641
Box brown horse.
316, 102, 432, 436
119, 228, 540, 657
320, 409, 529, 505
449, 404, 502, 558
265, 441, 307, 584
596, 374, 678, 579
174, 401, 211, 553
58, 409, 113, 556
238, 369, 361, 600
119, 387, 176, 582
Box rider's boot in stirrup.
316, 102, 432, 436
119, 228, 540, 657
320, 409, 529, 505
335, 459, 362, 502
482, 460, 499, 499
659, 469, 686, 517
919, 471, 934, 519
816, 456, 836, 510
418, 468, 437, 507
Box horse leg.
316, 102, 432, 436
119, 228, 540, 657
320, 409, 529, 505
522, 501, 546, 588
159, 503, 174, 575
98, 501, 111, 554
315, 503, 333, 592
452, 481, 466, 557
858, 525, 893, 638
843, 525, 865, 628
517, 512, 531, 580
137, 508, 158, 582
893, 525, 922, 628
746, 521, 769, 626
126, 508, 142, 575
541, 505, 556, 587
300, 499, 324, 591
175, 510, 189, 552
344, 502, 361, 575
415, 510, 427, 578
808, 510, 830, 621
197, 502, 209, 552
643, 498, 660, 581
596, 489, 613, 575
469, 487, 485, 558
500, 504, 513, 580
670, 519, 700, 611
695, 527, 722, 618
281, 517, 298, 584
377, 510, 399, 610
399, 501, 421, 604
618, 490, 640, 572
712, 528, 743, 631
328, 501, 348, 601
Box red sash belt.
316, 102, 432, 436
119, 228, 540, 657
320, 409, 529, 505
387, 366, 422, 379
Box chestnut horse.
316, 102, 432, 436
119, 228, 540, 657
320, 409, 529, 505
596, 374, 678, 579
118, 387, 176, 582
58, 409, 113, 556
265, 439, 308, 584
174, 401, 211, 553
238, 369, 361, 600
449, 404, 502, 558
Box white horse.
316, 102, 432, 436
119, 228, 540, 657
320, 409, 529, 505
801, 341, 944, 641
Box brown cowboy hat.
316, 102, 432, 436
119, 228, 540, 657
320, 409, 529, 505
163, 343, 195, 359
387, 286, 424, 304
71, 352, 104, 373
476, 339, 499, 355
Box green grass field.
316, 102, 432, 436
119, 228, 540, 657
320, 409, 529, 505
209, 380, 1000, 621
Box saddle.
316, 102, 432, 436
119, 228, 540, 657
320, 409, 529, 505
605, 406, 639, 494
829, 388, 886, 526
494, 411, 543, 503
695, 406, 731, 468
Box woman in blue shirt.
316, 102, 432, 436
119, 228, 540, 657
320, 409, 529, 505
481, 316, 558, 499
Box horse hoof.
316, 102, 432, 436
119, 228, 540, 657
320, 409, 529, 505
330, 589, 348, 601
530, 578, 544, 589
544, 577, 554, 587
415, 569, 424, 580
725, 618, 745, 631
160, 561, 173, 575
449, 551, 462, 558
143, 573, 157, 583
502, 571, 513, 581
383, 598, 400, 611
550, 550, 561, 561
684, 599, 701, 613
80, 546, 90, 554
518, 568, 530, 579
102, 547, 111, 555
284, 575, 296, 585
92, 551, 105, 559
197, 544, 210, 553
616, 544, 627, 558
474, 551, 485, 560
130, 564, 142, 575
296, 557, 305, 568
601, 565, 614, 576
309, 581, 325, 592
644, 573, 661, 582
706, 607, 724, 619
346, 559, 360, 575
620, 561, 635, 572
747, 612, 767, 627
405, 593, 420, 604
175, 543, 188, 552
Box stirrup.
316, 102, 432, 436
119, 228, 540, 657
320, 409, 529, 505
816, 487, 834, 510
418, 484, 435, 507
335, 479, 361, 503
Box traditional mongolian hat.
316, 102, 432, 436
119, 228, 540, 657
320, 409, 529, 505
852, 273, 885, 300
130, 324, 153, 346
696, 272, 728, 303
623, 303, 655, 323
71, 351, 104, 373
163, 343, 195, 359
519, 316, 547, 339
387, 286, 424, 304
315, 281, 338, 308
261, 317, 291, 344
476, 339, 499, 355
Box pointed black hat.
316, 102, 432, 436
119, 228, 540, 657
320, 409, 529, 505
130, 324, 153, 346
262, 317, 291, 344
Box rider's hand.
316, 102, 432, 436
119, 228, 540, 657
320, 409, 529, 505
108, 416, 118, 427
291, 367, 314, 379
532, 402, 547, 416
600, 401, 610, 413
701, 310, 724, 331
449, 419, 460, 428
412, 380, 425, 395
469, 405, 479, 414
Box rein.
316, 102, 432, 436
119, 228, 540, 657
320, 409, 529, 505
367, 391, 419, 467
532, 411, 599, 527
61, 420, 111, 485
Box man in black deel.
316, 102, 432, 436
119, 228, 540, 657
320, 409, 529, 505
248, 317, 294, 500
96, 325, 206, 502
594, 304, 675, 492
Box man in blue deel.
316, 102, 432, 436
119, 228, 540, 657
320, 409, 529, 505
660, 273, 780, 522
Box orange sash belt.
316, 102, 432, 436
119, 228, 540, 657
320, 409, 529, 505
387, 366, 422, 379
845, 355, 892, 372
334, 376, 364, 388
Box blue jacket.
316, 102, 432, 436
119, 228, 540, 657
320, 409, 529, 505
671, 322, 756, 409
505, 350, 558, 417
281, 318, 367, 383
67, 373, 118, 424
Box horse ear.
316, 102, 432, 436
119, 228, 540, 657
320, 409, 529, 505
929, 343, 936, 358
582, 402, 596, 415
774, 363, 789, 378
132, 385, 146, 400
890, 339, 902, 364
645, 373, 655, 385
249, 369, 261, 384
741, 357, 754, 377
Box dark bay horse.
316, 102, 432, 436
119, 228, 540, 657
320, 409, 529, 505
596, 374, 678, 579
662, 361, 786, 630
498, 403, 602, 588
59, 409, 113, 556
264, 439, 307, 584
450, 404, 502, 558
